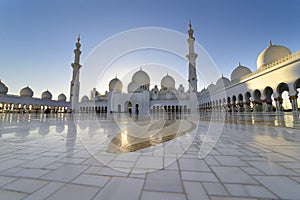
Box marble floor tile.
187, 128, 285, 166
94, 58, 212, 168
41, 164, 88, 182
2, 178, 48, 194
212, 166, 258, 184
72, 174, 110, 187
202, 182, 229, 196
183, 181, 209, 200
94, 177, 144, 200
178, 158, 211, 172
0, 189, 27, 200
254, 176, 300, 199
141, 191, 186, 200
23, 182, 64, 200
47, 184, 99, 200
224, 183, 277, 199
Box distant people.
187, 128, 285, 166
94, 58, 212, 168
129, 108, 132, 116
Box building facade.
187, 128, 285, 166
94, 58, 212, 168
1, 23, 300, 116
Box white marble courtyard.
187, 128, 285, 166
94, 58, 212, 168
0, 113, 300, 200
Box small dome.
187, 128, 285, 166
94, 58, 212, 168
41, 90, 52, 100
257, 41, 292, 69
132, 69, 150, 87
216, 76, 230, 88
58, 93, 66, 101
231, 63, 252, 81
207, 83, 216, 91
127, 81, 139, 93
161, 74, 175, 89
81, 95, 89, 102
20, 86, 34, 97
200, 88, 207, 94
0, 80, 8, 94
109, 77, 123, 92
178, 84, 184, 93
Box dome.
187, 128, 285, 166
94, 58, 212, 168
200, 88, 207, 95
41, 90, 52, 100
216, 76, 230, 88
109, 77, 123, 92
58, 93, 66, 101
207, 83, 216, 91
0, 80, 8, 94
230, 63, 252, 81
20, 86, 34, 97
161, 74, 175, 89
81, 95, 89, 102
127, 81, 139, 93
132, 69, 150, 87
257, 41, 292, 69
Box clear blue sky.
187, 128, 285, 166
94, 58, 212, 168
0, 0, 299, 99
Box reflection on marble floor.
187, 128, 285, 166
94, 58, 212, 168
107, 118, 196, 154
0, 112, 300, 200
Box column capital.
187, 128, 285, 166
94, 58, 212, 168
274, 97, 281, 102
289, 95, 298, 100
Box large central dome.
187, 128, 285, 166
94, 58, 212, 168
257, 41, 292, 69
161, 74, 175, 89
132, 69, 150, 87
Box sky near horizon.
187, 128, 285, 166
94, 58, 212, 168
0, 0, 300, 100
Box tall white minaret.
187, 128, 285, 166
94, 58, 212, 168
186, 21, 198, 93
70, 35, 82, 110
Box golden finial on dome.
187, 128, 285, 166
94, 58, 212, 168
77, 34, 80, 42
269, 40, 273, 46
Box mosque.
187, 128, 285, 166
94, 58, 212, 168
1, 23, 300, 116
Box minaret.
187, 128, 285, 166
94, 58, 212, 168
186, 21, 198, 92
70, 35, 82, 110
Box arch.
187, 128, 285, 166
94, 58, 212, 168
227, 97, 231, 104
263, 86, 274, 112
238, 94, 243, 102
276, 83, 290, 111
232, 95, 237, 104
118, 104, 121, 113
253, 89, 263, 112
244, 92, 251, 103
277, 82, 289, 95
294, 78, 300, 91
263, 86, 273, 102
253, 89, 262, 102
124, 101, 132, 113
